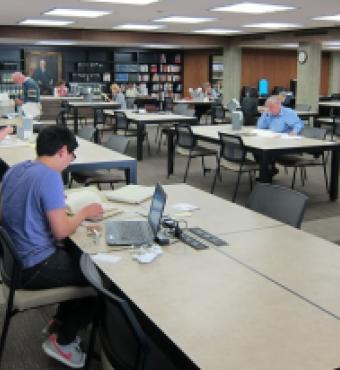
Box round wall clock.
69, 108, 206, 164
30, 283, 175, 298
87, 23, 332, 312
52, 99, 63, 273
298, 50, 308, 64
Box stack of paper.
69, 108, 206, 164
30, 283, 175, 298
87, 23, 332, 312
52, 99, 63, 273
65, 188, 121, 219
103, 185, 154, 204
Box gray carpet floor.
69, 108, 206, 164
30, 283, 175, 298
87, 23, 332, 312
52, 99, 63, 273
2, 124, 340, 369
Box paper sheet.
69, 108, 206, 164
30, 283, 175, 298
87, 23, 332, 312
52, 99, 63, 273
92, 253, 121, 264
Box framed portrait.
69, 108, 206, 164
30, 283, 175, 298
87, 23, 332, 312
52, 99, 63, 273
25, 51, 62, 95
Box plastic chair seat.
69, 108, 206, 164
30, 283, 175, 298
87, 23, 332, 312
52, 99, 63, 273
219, 157, 259, 172
176, 146, 217, 157
2, 284, 94, 311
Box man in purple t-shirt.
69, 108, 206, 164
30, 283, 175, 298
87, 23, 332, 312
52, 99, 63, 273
0, 126, 103, 368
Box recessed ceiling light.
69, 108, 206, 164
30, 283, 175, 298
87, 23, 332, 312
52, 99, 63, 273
323, 41, 340, 46
211, 2, 294, 14
142, 44, 179, 49
243, 22, 300, 29
19, 19, 74, 26
193, 28, 241, 35
154, 16, 215, 24
36, 40, 77, 46
44, 9, 111, 18
313, 14, 340, 22
113, 24, 164, 30
83, 0, 158, 4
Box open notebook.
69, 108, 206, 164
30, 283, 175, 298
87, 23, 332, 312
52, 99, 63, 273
102, 185, 154, 204
65, 187, 122, 219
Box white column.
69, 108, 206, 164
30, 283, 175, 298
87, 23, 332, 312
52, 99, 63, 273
328, 51, 340, 96
222, 46, 241, 105
296, 42, 321, 111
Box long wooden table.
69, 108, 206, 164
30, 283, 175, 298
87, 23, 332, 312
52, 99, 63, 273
104, 110, 197, 160
0, 136, 137, 183
167, 125, 340, 200
71, 184, 340, 370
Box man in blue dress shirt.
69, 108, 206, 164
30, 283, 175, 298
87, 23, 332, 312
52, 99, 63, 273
257, 95, 304, 135
256, 95, 304, 176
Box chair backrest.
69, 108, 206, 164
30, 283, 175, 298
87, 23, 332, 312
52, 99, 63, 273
246, 183, 308, 228
56, 110, 67, 127
94, 108, 106, 125
60, 100, 72, 114
0, 226, 22, 288
219, 132, 246, 163
173, 104, 188, 115
241, 96, 258, 126
104, 135, 129, 154
126, 97, 135, 109
78, 126, 96, 141
295, 103, 311, 111
211, 104, 225, 120
163, 97, 173, 111
301, 126, 327, 140
114, 111, 129, 130
80, 253, 148, 370
174, 123, 196, 149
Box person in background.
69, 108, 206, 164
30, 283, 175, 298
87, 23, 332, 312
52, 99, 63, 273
12, 71, 40, 106
125, 83, 138, 98
202, 81, 218, 100
256, 95, 304, 176
32, 59, 53, 95
257, 95, 303, 135
55, 80, 68, 97
111, 83, 126, 109
0, 125, 103, 368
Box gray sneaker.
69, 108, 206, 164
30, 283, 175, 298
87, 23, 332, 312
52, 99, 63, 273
42, 334, 86, 369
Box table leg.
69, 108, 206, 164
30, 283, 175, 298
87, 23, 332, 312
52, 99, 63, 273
93, 109, 99, 143
137, 122, 144, 161
73, 107, 79, 135
167, 129, 175, 177
258, 151, 272, 183
125, 161, 137, 184
329, 148, 339, 201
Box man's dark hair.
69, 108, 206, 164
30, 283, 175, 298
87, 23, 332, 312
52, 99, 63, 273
36, 126, 78, 157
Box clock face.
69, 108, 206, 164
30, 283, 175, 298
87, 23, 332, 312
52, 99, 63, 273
298, 50, 308, 64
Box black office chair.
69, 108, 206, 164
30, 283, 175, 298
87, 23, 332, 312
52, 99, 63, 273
277, 127, 329, 192
94, 108, 114, 143
114, 111, 151, 155
61, 100, 87, 127
0, 226, 94, 366
78, 126, 96, 141
56, 109, 67, 127
80, 253, 178, 370
241, 96, 259, 126
174, 123, 218, 183
126, 97, 135, 109
246, 183, 308, 228
69, 135, 129, 189
211, 132, 259, 202
211, 104, 229, 125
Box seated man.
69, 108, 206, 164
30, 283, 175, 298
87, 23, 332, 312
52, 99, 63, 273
257, 95, 304, 135
0, 125, 103, 368
257, 95, 304, 175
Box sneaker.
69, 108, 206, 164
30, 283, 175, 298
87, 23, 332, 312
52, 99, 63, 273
42, 334, 86, 369
42, 318, 61, 336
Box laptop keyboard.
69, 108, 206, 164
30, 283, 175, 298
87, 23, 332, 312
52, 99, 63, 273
114, 221, 149, 241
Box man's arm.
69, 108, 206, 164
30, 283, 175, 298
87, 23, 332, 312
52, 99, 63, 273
287, 110, 304, 134
47, 203, 103, 240
256, 112, 270, 129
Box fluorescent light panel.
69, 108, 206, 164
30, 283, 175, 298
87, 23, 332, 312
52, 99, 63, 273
212, 2, 294, 14
83, 0, 158, 4
114, 24, 164, 30
44, 9, 111, 18
243, 22, 300, 29
142, 44, 179, 49
193, 28, 241, 34
19, 19, 74, 26
313, 14, 340, 22
154, 16, 215, 24
36, 40, 77, 45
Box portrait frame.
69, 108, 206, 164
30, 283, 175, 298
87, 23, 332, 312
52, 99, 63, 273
25, 51, 62, 95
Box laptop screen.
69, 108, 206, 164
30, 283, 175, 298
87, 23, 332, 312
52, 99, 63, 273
148, 183, 167, 236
